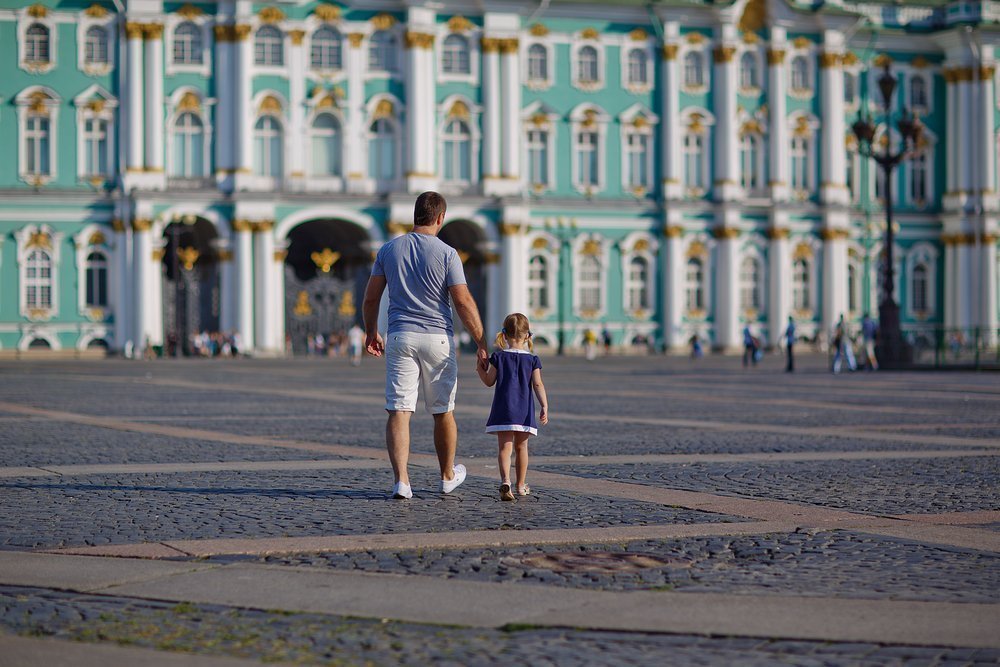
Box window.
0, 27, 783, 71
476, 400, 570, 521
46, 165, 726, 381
578, 254, 602, 311
578, 45, 599, 84
912, 263, 928, 313
442, 34, 470, 75
910, 152, 927, 204
442, 119, 471, 183
528, 44, 547, 82
848, 262, 859, 313
25, 249, 52, 309
790, 136, 809, 191
739, 257, 761, 311
791, 56, 809, 90
627, 48, 648, 86
82, 118, 109, 177
683, 133, 704, 190
25, 23, 50, 63
85, 26, 108, 65
369, 31, 396, 72
576, 130, 599, 187
25, 113, 50, 176
173, 22, 202, 65
627, 256, 650, 310
310, 113, 341, 177
683, 51, 703, 87
528, 255, 549, 310
85, 251, 108, 308
910, 76, 927, 111
171, 112, 205, 177
740, 133, 762, 192
255, 26, 284, 66
844, 72, 857, 106
625, 130, 650, 190
253, 115, 283, 177
527, 128, 548, 186
792, 259, 810, 310
685, 258, 704, 311
311, 27, 342, 70
368, 119, 396, 181
739, 52, 756, 89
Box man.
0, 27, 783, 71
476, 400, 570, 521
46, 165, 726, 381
784, 316, 796, 372
742, 324, 758, 367
347, 323, 364, 366
362, 192, 489, 500
861, 312, 878, 371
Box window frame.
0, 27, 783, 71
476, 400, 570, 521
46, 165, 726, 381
253, 113, 285, 179
738, 50, 760, 93
368, 30, 398, 74
165, 16, 210, 76
523, 40, 554, 91
681, 48, 708, 92
620, 233, 658, 317
570, 105, 609, 195
17, 87, 60, 185
308, 110, 344, 179
623, 44, 654, 93
254, 25, 286, 69
15, 224, 63, 320
310, 26, 343, 72
571, 37, 605, 92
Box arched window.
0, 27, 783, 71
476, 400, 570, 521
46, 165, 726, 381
369, 31, 396, 72
627, 48, 648, 85
255, 26, 284, 66
311, 27, 342, 70
578, 45, 599, 84
527, 44, 547, 82
791, 56, 809, 90
740, 133, 762, 192
625, 130, 650, 189
528, 255, 549, 310
739, 52, 756, 89
368, 118, 396, 181
25, 113, 50, 176
173, 22, 202, 65
910, 76, 928, 110
25, 23, 50, 63
310, 113, 341, 177
442, 34, 470, 74
627, 256, 650, 310
442, 118, 471, 183
253, 115, 283, 177
85, 251, 108, 308
683, 133, 704, 190
683, 51, 703, 87
685, 258, 704, 311
910, 152, 928, 205
792, 259, 810, 310
85, 26, 108, 65
527, 128, 549, 187
739, 256, 761, 311
82, 117, 109, 177
578, 254, 602, 311
576, 129, 599, 187
25, 249, 53, 309
844, 72, 857, 105
790, 135, 809, 191
912, 263, 929, 313
171, 111, 205, 177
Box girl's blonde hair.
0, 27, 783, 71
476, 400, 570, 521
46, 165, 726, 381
495, 312, 533, 352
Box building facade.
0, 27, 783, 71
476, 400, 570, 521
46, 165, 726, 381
0, 0, 998, 356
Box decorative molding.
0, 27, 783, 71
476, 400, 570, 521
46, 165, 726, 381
738, 0, 767, 34
448, 100, 470, 120
177, 91, 201, 112
686, 32, 706, 45
405, 31, 434, 50
27, 4, 48, 18
712, 227, 740, 240
766, 227, 790, 240
176, 3, 202, 19
912, 55, 929, 69
288, 30, 305, 46
347, 32, 364, 48
125, 22, 144, 39
481, 37, 500, 54
663, 225, 683, 238
628, 28, 647, 42
792, 37, 811, 49
819, 228, 850, 241
766, 49, 785, 65
371, 14, 396, 31
258, 95, 282, 114
713, 46, 737, 64
873, 53, 892, 68
132, 218, 152, 232
499, 38, 519, 54
84, 3, 109, 18
314, 3, 341, 23
581, 27, 600, 40
819, 52, 841, 69
373, 99, 395, 119
841, 52, 859, 66
662, 44, 678, 61
447, 16, 473, 33
111, 218, 125, 232
258, 7, 285, 25
499, 223, 524, 236
529, 23, 549, 37
231, 219, 253, 233
143, 23, 163, 40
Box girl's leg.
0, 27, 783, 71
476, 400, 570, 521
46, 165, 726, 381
514, 432, 531, 493
496, 432, 513, 484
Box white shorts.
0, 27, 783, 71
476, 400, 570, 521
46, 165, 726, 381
385, 332, 458, 414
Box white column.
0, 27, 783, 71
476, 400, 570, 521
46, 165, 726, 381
218, 243, 236, 333
712, 34, 740, 201
486, 252, 502, 344
662, 223, 684, 350
148, 236, 164, 347
768, 35, 790, 202
481, 38, 502, 191
234, 221, 255, 350
957, 241, 973, 328
820, 45, 847, 204
822, 227, 849, 335
943, 238, 957, 329
234, 25, 254, 181
287, 30, 306, 186
500, 39, 521, 182
661, 33, 682, 200
945, 68, 958, 198
345, 32, 366, 192
983, 235, 998, 343
272, 242, 286, 354
254, 222, 276, 353
404, 10, 438, 193
981, 64, 996, 206
113, 218, 131, 349
214, 25, 234, 188
714, 229, 740, 351
768, 224, 791, 344
143, 24, 164, 175
132, 219, 152, 350
125, 23, 144, 173
958, 67, 974, 198
499, 223, 526, 316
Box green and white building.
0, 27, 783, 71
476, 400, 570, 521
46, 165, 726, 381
1, 0, 998, 355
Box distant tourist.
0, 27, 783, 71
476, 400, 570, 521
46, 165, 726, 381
477, 313, 548, 501
784, 316, 796, 373
861, 313, 878, 371
742, 324, 759, 367
348, 324, 364, 366
602, 326, 612, 355
832, 314, 857, 374
689, 333, 703, 359
583, 329, 598, 361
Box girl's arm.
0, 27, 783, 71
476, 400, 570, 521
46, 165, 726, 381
531, 368, 548, 424
477, 361, 497, 387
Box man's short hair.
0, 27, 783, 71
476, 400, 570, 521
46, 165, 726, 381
414, 192, 447, 226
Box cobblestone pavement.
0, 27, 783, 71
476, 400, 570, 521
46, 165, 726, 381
1, 357, 999, 664
3, 586, 997, 667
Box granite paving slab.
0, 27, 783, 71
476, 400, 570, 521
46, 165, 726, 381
2, 586, 996, 667
537, 457, 1000, 515
0, 469, 742, 550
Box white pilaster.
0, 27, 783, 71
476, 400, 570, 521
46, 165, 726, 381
254, 223, 276, 353
404, 8, 438, 193
957, 241, 973, 328
500, 40, 521, 181
981, 63, 997, 210
983, 235, 998, 343
662, 220, 684, 350
345, 32, 366, 193
143, 24, 165, 182
132, 220, 152, 350
287, 30, 306, 188
272, 241, 286, 354
234, 222, 255, 350
768, 217, 791, 344
713, 224, 740, 351
958, 67, 974, 200
820, 35, 847, 205
945, 66, 958, 201
217, 241, 236, 333
114, 217, 131, 350
234, 25, 254, 187
499, 223, 527, 317
481, 38, 502, 193
125, 23, 144, 175
661, 25, 682, 200
712, 26, 740, 202
822, 222, 850, 336
768, 31, 790, 202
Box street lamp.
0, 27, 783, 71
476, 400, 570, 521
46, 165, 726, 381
851, 62, 924, 368
544, 217, 577, 356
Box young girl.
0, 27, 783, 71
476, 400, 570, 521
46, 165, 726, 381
477, 313, 548, 501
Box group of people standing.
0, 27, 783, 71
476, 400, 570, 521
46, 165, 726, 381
738, 313, 879, 373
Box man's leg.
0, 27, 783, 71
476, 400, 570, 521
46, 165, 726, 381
386, 410, 412, 485
433, 411, 457, 482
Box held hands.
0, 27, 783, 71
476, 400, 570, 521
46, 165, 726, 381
365, 331, 384, 357
539, 406, 549, 425
476, 344, 489, 372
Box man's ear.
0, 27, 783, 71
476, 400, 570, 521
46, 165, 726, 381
437, 212, 446, 227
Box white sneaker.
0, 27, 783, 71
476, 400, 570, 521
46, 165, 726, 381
440, 464, 467, 494
391, 481, 412, 499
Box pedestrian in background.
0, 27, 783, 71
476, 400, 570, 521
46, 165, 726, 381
602, 326, 612, 356
861, 313, 878, 371
742, 324, 758, 367
348, 324, 364, 366
784, 316, 796, 372
583, 329, 598, 361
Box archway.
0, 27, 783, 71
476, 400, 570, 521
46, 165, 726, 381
161, 217, 220, 356
439, 220, 488, 347
284, 219, 371, 355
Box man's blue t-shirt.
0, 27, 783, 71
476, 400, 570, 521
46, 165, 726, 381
371, 232, 466, 335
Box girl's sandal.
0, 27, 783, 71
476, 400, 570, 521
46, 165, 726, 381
499, 483, 516, 502
517, 485, 531, 497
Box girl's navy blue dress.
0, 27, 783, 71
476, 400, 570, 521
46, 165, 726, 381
485, 348, 542, 435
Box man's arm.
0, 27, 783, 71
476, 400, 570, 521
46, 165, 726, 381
362, 275, 387, 357
449, 283, 488, 369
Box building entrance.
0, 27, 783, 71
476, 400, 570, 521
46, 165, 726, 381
161, 216, 220, 356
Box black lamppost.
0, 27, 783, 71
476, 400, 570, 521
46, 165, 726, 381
544, 217, 577, 356
851, 62, 924, 369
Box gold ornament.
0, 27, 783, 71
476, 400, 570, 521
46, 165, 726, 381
258, 6, 285, 24
447, 16, 473, 33
371, 13, 396, 31
293, 291, 312, 316
529, 23, 549, 37
177, 246, 199, 271
311, 248, 340, 273
314, 3, 341, 22
84, 4, 109, 18
737, 0, 767, 34
339, 291, 356, 316
176, 3, 202, 19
